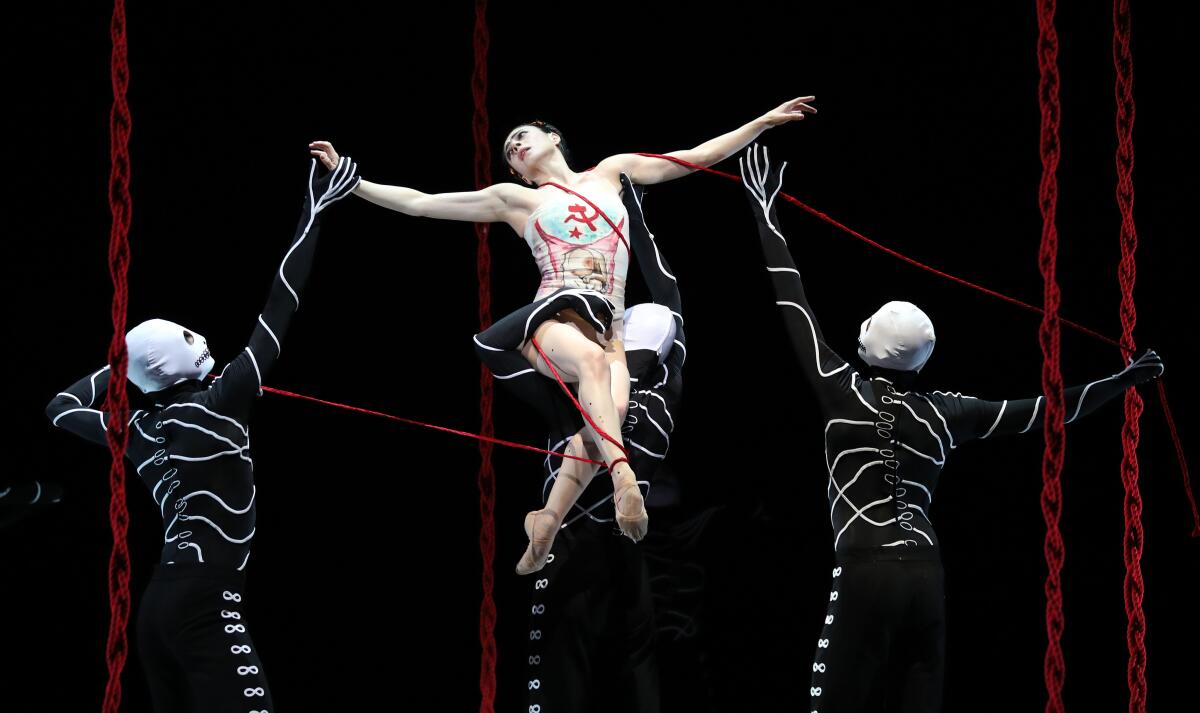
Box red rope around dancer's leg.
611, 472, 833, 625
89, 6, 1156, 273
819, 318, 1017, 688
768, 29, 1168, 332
529, 336, 628, 461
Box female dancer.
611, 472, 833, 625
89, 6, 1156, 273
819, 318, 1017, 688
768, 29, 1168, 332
308, 95, 815, 544
516, 175, 686, 712
473, 172, 686, 574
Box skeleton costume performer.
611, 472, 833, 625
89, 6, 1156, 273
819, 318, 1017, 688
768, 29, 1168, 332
45, 158, 360, 712
738, 146, 1164, 713
478, 176, 683, 712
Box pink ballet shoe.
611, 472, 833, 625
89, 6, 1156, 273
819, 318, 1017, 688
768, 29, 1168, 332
516, 508, 561, 575
610, 458, 648, 541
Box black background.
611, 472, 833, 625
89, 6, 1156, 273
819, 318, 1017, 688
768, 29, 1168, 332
2, 1, 1195, 711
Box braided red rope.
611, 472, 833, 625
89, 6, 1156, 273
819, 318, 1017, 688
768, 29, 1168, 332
102, 1, 133, 711
1035, 1, 1067, 709
470, 1, 498, 709
1112, 1, 1148, 708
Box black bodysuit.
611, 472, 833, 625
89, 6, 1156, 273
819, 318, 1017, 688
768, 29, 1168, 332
46, 159, 359, 713
739, 146, 1162, 713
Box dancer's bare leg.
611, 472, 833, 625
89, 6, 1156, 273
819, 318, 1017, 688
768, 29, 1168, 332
515, 433, 602, 575
521, 318, 647, 540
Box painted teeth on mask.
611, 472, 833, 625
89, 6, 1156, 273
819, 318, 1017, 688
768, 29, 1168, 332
194, 349, 210, 368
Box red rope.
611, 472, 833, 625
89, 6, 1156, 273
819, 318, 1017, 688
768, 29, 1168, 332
637, 153, 1125, 346
529, 337, 628, 459
102, 1, 133, 711
539, 181, 630, 254
258, 385, 603, 465
470, 1, 497, 709
93, 8, 1187, 711
631, 151, 1193, 524
1035, 1, 1067, 709
1158, 381, 1199, 535
1112, 1, 1149, 708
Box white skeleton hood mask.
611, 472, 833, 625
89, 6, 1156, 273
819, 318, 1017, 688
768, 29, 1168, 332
857, 301, 935, 373
623, 303, 677, 365
125, 318, 215, 393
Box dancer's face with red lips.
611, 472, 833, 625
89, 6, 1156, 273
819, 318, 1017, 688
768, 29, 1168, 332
503, 125, 564, 183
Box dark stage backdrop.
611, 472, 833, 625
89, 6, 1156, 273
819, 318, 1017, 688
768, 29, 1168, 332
3, 2, 1194, 711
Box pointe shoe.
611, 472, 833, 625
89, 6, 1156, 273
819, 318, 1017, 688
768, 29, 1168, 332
611, 461, 648, 541
516, 509, 561, 575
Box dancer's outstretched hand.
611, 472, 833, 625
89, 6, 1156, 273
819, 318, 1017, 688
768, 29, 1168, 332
306, 155, 361, 215
308, 140, 341, 171
1121, 349, 1165, 385
760, 96, 818, 127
